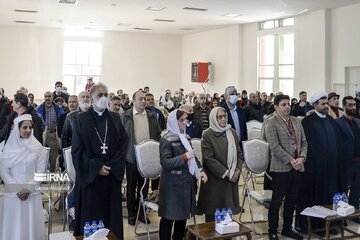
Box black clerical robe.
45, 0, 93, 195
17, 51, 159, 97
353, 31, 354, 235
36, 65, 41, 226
298, 113, 344, 229
72, 108, 128, 239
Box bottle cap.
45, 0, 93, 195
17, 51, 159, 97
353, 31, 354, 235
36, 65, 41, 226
85, 221, 90, 224
92, 220, 97, 224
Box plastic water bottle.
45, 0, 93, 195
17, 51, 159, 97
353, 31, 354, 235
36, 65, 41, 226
221, 208, 227, 221
83, 221, 91, 237
98, 219, 105, 230
91, 220, 98, 235
341, 192, 348, 203
227, 208, 233, 220
333, 193, 340, 211
215, 208, 221, 223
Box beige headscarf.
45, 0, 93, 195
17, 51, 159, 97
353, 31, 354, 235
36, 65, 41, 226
209, 107, 237, 178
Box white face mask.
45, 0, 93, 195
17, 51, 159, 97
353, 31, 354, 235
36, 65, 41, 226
56, 87, 62, 93
94, 96, 109, 111
229, 95, 238, 105
62, 90, 68, 94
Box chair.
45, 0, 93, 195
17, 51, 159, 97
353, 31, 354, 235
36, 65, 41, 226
41, 147, 53, 238
247, 128, 261, 140
134, 140, 162, 240
246, 120, 262, 130
62, 146, 75, 231
239, 139, 271, 234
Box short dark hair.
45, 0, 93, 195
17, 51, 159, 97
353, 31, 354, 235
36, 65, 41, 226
13, 93, 29, 107
55, 81, 63, 87
144, 86, 149, 89
274, 95, 290, 106
111, 95, 121, 101
299, 91, 307, 96
145, 93, 154, 98
342, 96, 354, 107
0, 88, 4, 94
28, 93, 34, 98
132, 90, 144, 100
176, 110, 185, 120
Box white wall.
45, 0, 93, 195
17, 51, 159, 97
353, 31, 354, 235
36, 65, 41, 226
0, 26, 64, 98
102, 31, 181, 97
0, 25, 181, 100
181, 25, 243, 95
330, 3, 360, 87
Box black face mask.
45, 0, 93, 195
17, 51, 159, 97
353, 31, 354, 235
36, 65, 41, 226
187, 113, 194, 122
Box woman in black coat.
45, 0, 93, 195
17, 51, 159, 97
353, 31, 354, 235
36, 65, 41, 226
158, 109, 207, 240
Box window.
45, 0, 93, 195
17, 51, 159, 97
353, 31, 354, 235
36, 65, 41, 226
259, 18, 294, 30
63, 41, 102, 94
258, 33, 294, 97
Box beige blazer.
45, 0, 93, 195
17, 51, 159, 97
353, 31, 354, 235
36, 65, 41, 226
264, 112, 308, 172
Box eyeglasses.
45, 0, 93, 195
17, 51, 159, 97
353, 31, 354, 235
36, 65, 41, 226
97, 93, 108, 98
217, 114, 227, 120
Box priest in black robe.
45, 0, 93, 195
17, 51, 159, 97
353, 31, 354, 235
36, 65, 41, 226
72, 83, 128, 239
297, 91, 345, 231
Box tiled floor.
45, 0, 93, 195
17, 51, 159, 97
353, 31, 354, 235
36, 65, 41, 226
47, 180, 360, 240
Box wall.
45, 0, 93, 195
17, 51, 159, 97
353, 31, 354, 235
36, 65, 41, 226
0, 25, 181, 99
180, 25, 242, 95
0, 26, 64, 98
330, 3, 360, 88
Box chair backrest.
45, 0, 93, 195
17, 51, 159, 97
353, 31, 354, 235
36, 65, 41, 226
63, 147, 76, 183
242, 139, 269, 174
190, 138, 202, 165
135, 140, 161, 179
247, 128, 261, 140
43, 147, 51, 171
246, 120, 262, 130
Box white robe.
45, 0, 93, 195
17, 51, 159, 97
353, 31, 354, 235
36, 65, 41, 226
0, 114, 47, 240
1, 149, 46, 240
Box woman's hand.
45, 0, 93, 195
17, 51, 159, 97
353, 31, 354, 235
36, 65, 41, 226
200, 171, 208, 183
17, 189, 30, 201
185, 150, 196, 160
230, 168, 241, 182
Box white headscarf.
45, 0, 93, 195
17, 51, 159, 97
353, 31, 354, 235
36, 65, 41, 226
162, 91, 175, 110
209, 107, 238, 179
166, 110, 201, 179
0, 114, 43, 169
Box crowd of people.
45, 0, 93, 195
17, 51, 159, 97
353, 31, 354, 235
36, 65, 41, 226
0, 77, 360, 240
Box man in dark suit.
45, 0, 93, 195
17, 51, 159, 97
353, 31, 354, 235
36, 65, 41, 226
336, 96, 360, 223
221, 86, 248, 143
180, 104, 202, 139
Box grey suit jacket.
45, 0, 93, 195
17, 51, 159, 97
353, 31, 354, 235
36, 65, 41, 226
264, 112, 308, 172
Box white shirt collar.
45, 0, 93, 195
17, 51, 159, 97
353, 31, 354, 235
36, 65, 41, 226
315, 110, 327, 118
133, 107, 147, 116
93, 108, 105, 116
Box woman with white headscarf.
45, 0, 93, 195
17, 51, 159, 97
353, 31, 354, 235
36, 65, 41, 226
0, 114, 46, 240
198, 107, 243, 222
158, 109, 207, 240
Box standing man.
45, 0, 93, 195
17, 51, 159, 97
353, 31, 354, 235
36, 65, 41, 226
221, 86, 248, 143
291, 91, 311, 117
122, 90, 161, 225
145, 93, 166, 130
109, 95, 124, 116
85, 77, 95, 92
180, 104, 203, 139
193, 93, 211, 131
355, 91, 360, 119
298, 91, 344, 231
336, 96, 360, 223
36, 91, 64, 172
245, 92, 265, 122
328, 92, 344, 119
72, 83, 128, 238
265, 95, 307, 240
53, 81, 69, 103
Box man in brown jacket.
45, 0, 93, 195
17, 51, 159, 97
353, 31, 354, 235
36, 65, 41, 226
264, 95, 307, 240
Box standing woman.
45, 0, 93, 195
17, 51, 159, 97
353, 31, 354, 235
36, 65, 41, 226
158, 110, 208, 240
198, 107, 243, 222
0, 114, 46, 240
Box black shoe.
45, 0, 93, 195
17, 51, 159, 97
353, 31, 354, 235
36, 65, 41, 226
128, 216, 136, 226
240, 207, 245, 213
139, 215, 151, 224
269, 233, 279, 240
281, 230, 303, 239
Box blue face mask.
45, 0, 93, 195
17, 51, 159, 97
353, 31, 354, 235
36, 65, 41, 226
229, 95, 238, 105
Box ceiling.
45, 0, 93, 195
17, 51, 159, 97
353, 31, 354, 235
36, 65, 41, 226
1, 0, 360, 35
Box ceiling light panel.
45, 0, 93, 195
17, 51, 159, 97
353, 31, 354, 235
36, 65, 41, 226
133, 27, 152, 30
59, 0, 78, 4
223, 13, 242, 18
14, 20, 35, 24
154, 19, 175, 22
14, 9, 38, 13
183, 7, 208, 11
146, 6, 165, 11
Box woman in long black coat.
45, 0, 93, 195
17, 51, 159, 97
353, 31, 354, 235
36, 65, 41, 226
158, 109, 207, 240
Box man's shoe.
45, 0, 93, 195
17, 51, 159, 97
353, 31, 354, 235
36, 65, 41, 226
128, 216, 136, 226
269, 233, 279, 240
281, 230, 303, 239
139, 215, 151, 224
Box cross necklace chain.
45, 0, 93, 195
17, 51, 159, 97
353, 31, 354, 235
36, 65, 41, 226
94, 118, 108, 154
